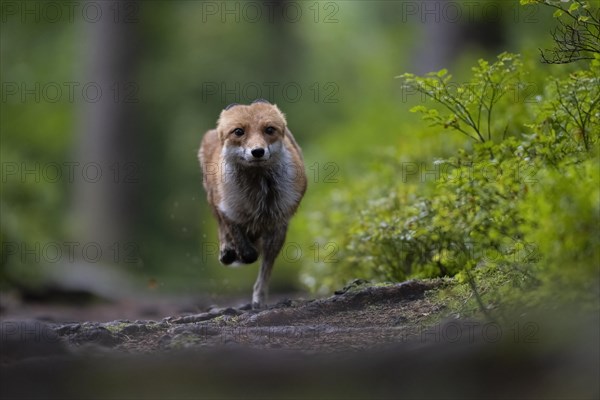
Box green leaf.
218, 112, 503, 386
410, 105, 428, 113
578, 15, 590, 22
553, 9, 564, 17
437, 69, 448, 78
568, 2, 580, 12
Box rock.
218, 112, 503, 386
171, 312, 215, 324
273, 299, 293, 308
76, 326, 120, 347
158, 334, 173, 348
119, 324, 148, 336
334, 279, 371, 295
222, 307, 240, 316
53, 323, 81, 336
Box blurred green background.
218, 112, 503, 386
0, 0, 565, 301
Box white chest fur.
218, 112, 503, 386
218, 147, 301, 228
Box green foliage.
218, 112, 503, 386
544, 65, 600, 152
2, 0, 597, 307
2, 2, 441, 294
0, 22, 77, 289
301, 34, 600, 313
520, 157, 600, 304
524, 0, 600, 64
342, 138, 539, 282
398, 53, 524, 144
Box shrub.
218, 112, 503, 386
300, 52, 599, 313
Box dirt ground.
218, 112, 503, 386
1, 279, 598, 399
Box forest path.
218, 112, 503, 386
1, 279, 597, 399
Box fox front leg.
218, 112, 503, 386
225, 221, 258, 264
217, 217, 237, 265
252, 224, 288, 309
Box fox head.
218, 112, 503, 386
217, 99, 288, 166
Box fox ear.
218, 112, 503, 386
224, 103, 240, 110
252, 98, 271, 105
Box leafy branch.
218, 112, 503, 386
396, 52, 523, 155
549, 68, 600, 151
522, 0, 600, 64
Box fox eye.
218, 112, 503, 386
232, 128, 245, 137
265, 126, 276, 135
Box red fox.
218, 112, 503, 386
198, 99, 307, 308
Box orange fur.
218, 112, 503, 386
199, 101, 306, 308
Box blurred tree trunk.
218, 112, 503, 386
414, 0, 506, 73
73, 1, 140, 259
263, 0, 303, 87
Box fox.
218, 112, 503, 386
198, 99, 307, 309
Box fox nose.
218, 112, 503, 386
251, 148, 265, 158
